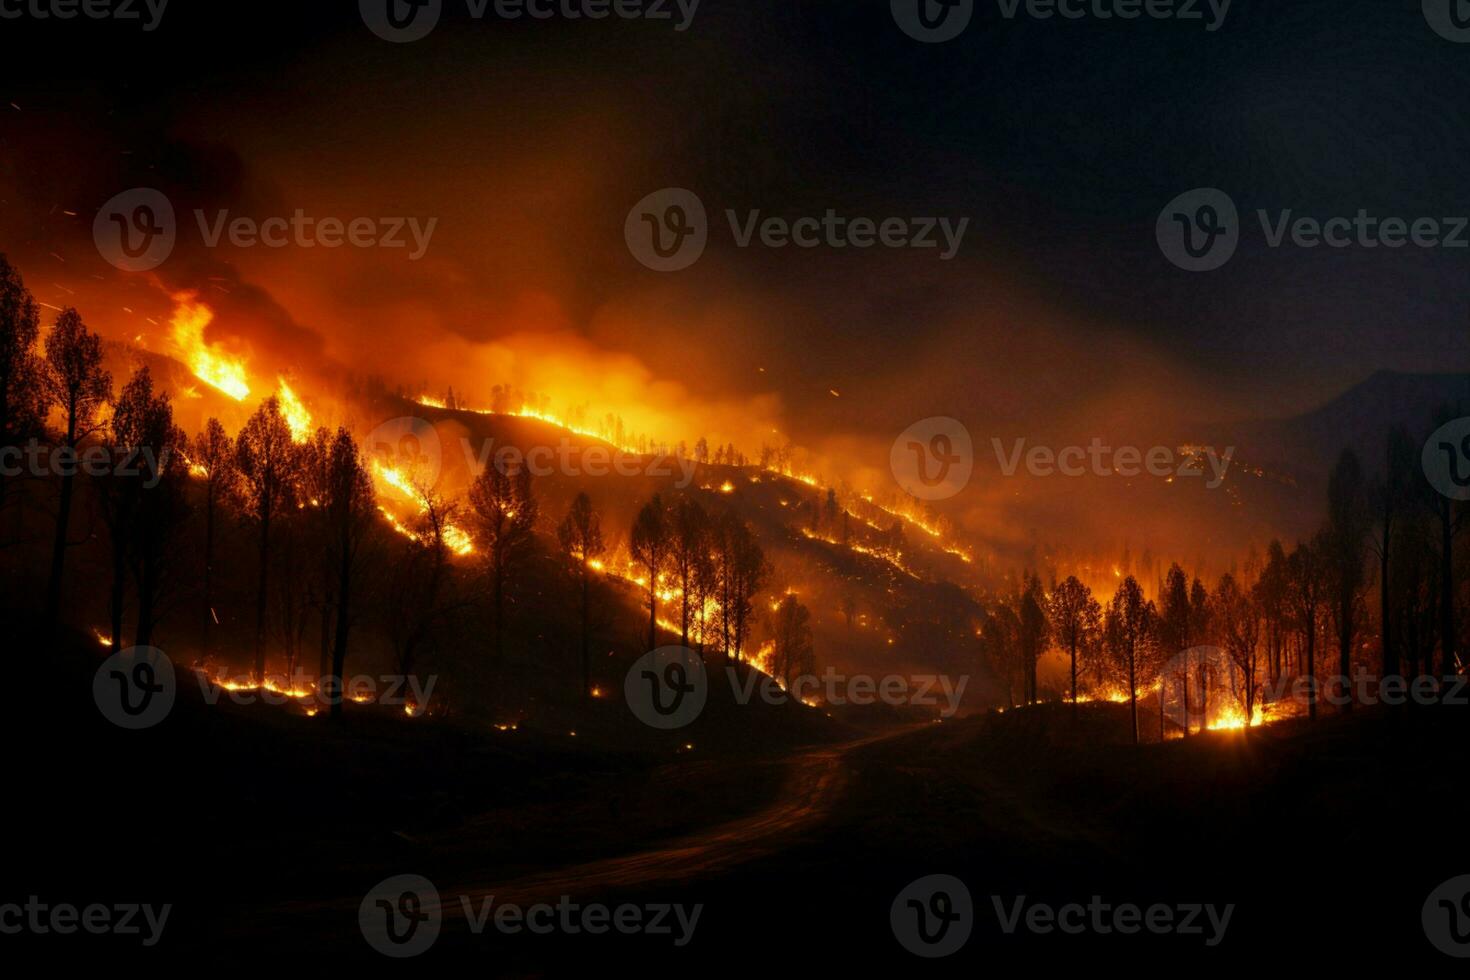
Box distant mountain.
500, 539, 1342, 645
1216, 371, 1470, 483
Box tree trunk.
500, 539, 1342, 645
136, 549, 158, 648
109, 529, 127, 651
1380, 512, 1394, 680
202, 489, 215, 659
493, 566, 505, 665
581, 572, 591, 699
1306, 621, 1317, 721
1128, 650, 1138, 745
329, 549, 352, 721
1069, 636, 1078, 723
254, 511, 270, 684
1440, 498, 1456, 684
646, 583, 657, 652
45, 466, 76, 629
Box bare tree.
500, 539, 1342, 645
1019, 573, 1049, 704
712, 511, 766, 662
383, 480, 459, 684
192, 418, 237, 658
630, 494, 671, 651
558, 492, 605, 699
0, 255, 44, 521
1106, 575, 1158, 745
42, 308, 111, 628
1287, 535, 1329, 720
235, 397, 299, 683
1371, 427, 1416, 679
97, 367, 171, 649
1325, 449, 1371, 709
669, 496, 709, 648
1049, 575, 1101, 718
468, 460, 538, 664
322, 428, 376, 720
770, 593, 815, 690
1217, 573, 1262, 725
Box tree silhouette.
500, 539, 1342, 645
321, 428, 376, 719
1427, 406, 1466, 684
468, 459, 537, 665
1018, 573, 1048, 705
669, 497, 709, 648
1287, 536, 1328, 720
383, 477, 459, 686
0, 255, 43, 521
712, 512, 766, 662
235, 397, 299, 684
1049, 575, 1101, 719
558, 491, 605, 699
42, 308, 111, 628
1106, 575, 1157, 745
770, 593, 815, 690
1256, 541, 1290, 683
630, 494, 671, 651
1371, 427, 1416, 679
192, 418, 237, 658
1217, 573, 1262, 725
1324, 449, 1371, 708
981, 602, 1023, 707
97, 367, 171, 649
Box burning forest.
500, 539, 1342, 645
4, 1, 1470, 973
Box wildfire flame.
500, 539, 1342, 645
170, 294, 250, 401
276, 379, 314, 444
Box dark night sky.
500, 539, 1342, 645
2, 0, 1468, 522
